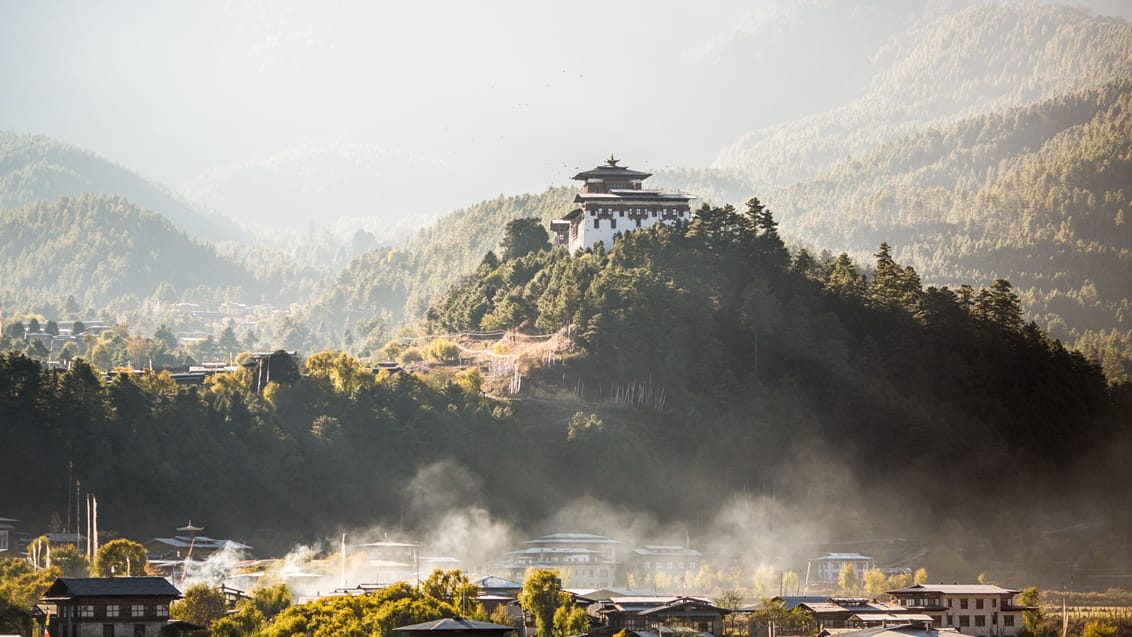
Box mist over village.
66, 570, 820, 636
2, 1, 1132, 637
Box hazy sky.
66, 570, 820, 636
3, 0, 1129, 223
2, 2, 750, 183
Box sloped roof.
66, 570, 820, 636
638, 597, 729, 616
581, 588, 658, 600
146, 535, 251, 551
394, 618, 516, 632
575, 192, 693, 203
43, 577, 181, 599
851, 614, 936, 624
815, 553, 873, 561
473, 576, 522, 589
766, 596, 831, 610
508, 547, 602, 556
887, 584, 1019, 595
524, 533, 620, 545
803, 602, 905, 614
632, 546, 703, 557
819, 625, 963, 637
572, 160, 652, 182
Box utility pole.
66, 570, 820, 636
65, 461, 73, 534
74, 480, 81, 552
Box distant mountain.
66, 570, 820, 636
761, 77, 1132, 353
0, 132, 238, 242
712, 3, 1132, 188
0, 194, 254, 308
301, 187, 577, 349
182, 143, 469, 235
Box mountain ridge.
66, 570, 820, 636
0, 194, 254, 310
0, 132, 239, 242
712, 3, 1132, 187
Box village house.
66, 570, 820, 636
355, 539, 422, 585
627, 545, 704, 584
551, 156, 695, 254
591, 595, 730, 636
393, 618, 518, 637
0, 517, 14, 555
820, 621, 964, 637
794, 598, 920, 631
144, 521, 251, 575
500, 533, 621, 590
471, 575, 523, 617
37, 576, 187, 637
811, 553, 875, 585
886, 584, 1034, 637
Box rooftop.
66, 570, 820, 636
803, 602, 906, 614
815, 553, 873, 561
147, 535, 251, 551
633, 546, 703, 557
572, 156, 653, 182
820, 624, 963, 637
43, 577, 181, 599
888, 584, 1020, 595
524, 533, 620, 545
575, 191, 693, 202
394, 619, 517, 633
508, 547, 602, 555
472, 576, 522, 589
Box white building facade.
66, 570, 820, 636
498, 533, 620, 590
551, 156, 694, 254
887, 584, 1034, 637
812, 553, 875, 584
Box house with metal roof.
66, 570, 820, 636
756, 596, 831, 611
471, 575, 523, 617
593, 595, 729, 637
627, 545, 704, 585
499, 533, 621, 590
37, 577, 191, 637
819, 622, 964, 637
393, 618, 517, 637
886, 584, 1035, 637
811, 553, 875, 585
796, 599, 918, 631
144, 521, 251, 561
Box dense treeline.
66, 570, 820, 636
764, 77, 1132, 380
5, 197, 1126, 586
0, 194, 330, 340
692, 4, 1132, 382
0, 194, 254, 308
299, 188, 577, 352
0, 349, 519, 548
427, 205, 1125, 487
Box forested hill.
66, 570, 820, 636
0, 195, 254, 309
3, 207, 1129, 584
761, 77, 1132, 380
0, 132, 237, 242
712, 3, 1132, 187
299, 187, 577, 352
426, 209, 1130, 547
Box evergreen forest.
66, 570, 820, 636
2, 207, 1129, 588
